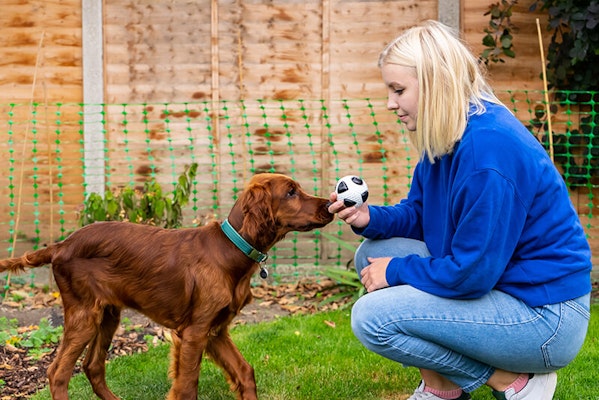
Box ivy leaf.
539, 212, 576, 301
500, 34, 513, 49
482, 34, 496, 47
569, 42, 588, 63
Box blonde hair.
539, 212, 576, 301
379, 20, 502, 162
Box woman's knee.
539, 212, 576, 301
353, 240, 371, 276
354, 237, 431, 276
351, 294, 377, 345
351, 289, 397, 346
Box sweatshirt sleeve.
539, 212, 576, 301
385, 169, 527, 299
353, 165, 425, 240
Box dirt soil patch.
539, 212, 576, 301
0, 278, 351, 399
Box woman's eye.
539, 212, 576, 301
394, 89, 404, 95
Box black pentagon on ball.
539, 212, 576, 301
337, 181, 349, 193
362, 190, 369, 202
351, 177, 363, 185
343, 198, 357, 207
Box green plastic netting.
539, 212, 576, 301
1, 91, 597, 292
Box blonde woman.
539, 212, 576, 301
329, 20, 591, 400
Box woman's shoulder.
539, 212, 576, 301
456, 102, 552, 177
464, 102, 540, 150
468, 101, 520, 129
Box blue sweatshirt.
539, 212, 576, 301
356, 102, 592, 307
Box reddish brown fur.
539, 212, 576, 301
0, 173, 333, 400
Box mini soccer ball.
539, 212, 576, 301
335, 175, 369, 207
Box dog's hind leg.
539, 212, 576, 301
83, 305, 122, 400
205, 330, 257, 400
47, 304, 103, 400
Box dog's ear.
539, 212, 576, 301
239, 182, 276, 240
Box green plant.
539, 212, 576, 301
1, 317, 63, 360
321, 267, 365, 308
480, 0, 518, 64
19, 319, 62, 347
144, 334, 160, 347
530, 0, 599, 93
0, 317, 19, 345
490, 1, 599, 186
78, 163, 198, 228
319, 232, 365, 307
10, 292, 26, 302
480, 1, 599, 93
121, 317, 143, 333
526, 99, 599, 187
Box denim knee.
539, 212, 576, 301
351, 292, 397, 352
353, 241, 369, 276
351, 294, 375, 348
353, 237, 431, 277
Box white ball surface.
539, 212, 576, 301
335, 175, 369, 207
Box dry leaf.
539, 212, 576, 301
324, 320, 336, 328
4, 343, 23, 353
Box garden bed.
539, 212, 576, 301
0, 278, 350, 399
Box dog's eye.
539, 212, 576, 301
286, 188, 297, 198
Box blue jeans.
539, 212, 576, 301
351, 238, 591, 393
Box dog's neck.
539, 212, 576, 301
220, 219, 268, 263
222, 212, 271, 279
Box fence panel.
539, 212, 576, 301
1, 91, 597, 292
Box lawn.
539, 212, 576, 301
31, 304, 598, 400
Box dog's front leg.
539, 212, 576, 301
166, 327, 208, 400
205, 330, 257, 400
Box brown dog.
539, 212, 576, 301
0, 173, 333, 400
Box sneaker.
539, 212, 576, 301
492, 372, 557, 400
408, 381, 471, 400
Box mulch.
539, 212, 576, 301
0, 278, 351, 400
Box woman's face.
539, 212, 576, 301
381, 63, 419, 131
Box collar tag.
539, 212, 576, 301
259, 265, 269, 279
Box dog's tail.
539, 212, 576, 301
0, 246, 55, 274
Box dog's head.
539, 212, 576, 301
229, 173, 334, 251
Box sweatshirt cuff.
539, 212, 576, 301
350, 205, 378, 237
385, 257, 404, 287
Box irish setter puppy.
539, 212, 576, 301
0, 173, 334, 400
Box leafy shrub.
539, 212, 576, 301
530, 0, 599, 92
78, 163, 198, 228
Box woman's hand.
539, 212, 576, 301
361, 257, 391, 292
328, 192, 371, 228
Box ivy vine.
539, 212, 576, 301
530, 0, 599, 93
480, 0, 518, 65
482, 1, 599, 187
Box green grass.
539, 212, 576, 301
31, 305, 599, 400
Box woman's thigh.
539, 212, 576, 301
351, 285, 590, 373
354, 237, 430, 274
